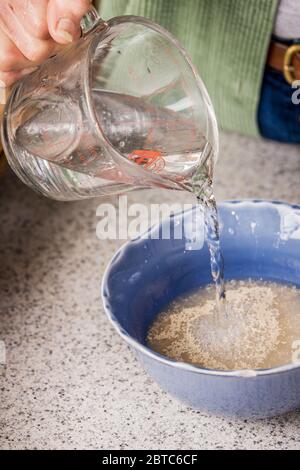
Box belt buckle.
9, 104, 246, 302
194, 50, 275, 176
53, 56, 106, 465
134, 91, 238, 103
283, 44, 300, 85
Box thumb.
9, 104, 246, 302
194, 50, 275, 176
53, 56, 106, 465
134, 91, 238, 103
47, 0, 93, 44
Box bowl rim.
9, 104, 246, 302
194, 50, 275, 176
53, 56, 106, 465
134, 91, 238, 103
101, 198, 300, 378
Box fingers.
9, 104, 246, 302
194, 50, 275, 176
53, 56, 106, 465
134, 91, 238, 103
0, 67, 38, 105
0, 1, 58, 65
8, 0, 50, 40
0, 67, 37, 88
47, 0, 92, 44
0, 0, 92, 89
0, 28, 34, 73
0, 25, 38, 98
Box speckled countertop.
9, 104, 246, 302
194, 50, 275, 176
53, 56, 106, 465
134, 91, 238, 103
1, 133, 300, 450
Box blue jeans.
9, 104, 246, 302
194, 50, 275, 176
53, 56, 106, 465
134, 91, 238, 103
258, 38, 300, 143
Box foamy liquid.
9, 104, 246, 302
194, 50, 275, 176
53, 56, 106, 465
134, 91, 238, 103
147, 280, 300, 370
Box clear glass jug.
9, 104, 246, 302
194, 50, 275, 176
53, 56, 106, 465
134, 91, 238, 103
1, 9, 218, 201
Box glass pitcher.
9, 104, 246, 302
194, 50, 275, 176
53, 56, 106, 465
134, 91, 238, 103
1, 9, 218, 201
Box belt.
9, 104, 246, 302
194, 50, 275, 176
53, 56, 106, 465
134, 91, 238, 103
267, 40, 300, 84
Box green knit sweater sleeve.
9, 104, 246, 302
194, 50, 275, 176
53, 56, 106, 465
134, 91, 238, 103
95, 0, 278, 137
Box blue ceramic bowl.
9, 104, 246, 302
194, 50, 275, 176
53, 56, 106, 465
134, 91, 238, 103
102, 200, 300, 419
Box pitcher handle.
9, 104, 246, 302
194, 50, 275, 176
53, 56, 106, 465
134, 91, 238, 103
80, 6, 104, 36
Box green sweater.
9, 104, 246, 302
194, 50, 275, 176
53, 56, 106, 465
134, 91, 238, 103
95, 0, 279, 136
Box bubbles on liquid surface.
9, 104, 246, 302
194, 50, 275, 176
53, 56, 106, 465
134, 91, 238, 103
147, 280, 300, 371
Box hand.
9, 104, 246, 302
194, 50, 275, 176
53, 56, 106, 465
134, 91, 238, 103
0, 0, 92, 89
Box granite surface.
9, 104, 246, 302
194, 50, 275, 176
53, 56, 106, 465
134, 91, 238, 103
0, 132, 300, 450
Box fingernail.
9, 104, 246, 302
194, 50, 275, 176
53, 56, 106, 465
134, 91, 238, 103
57, 18, 76, 43
0, 80, 6, 87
